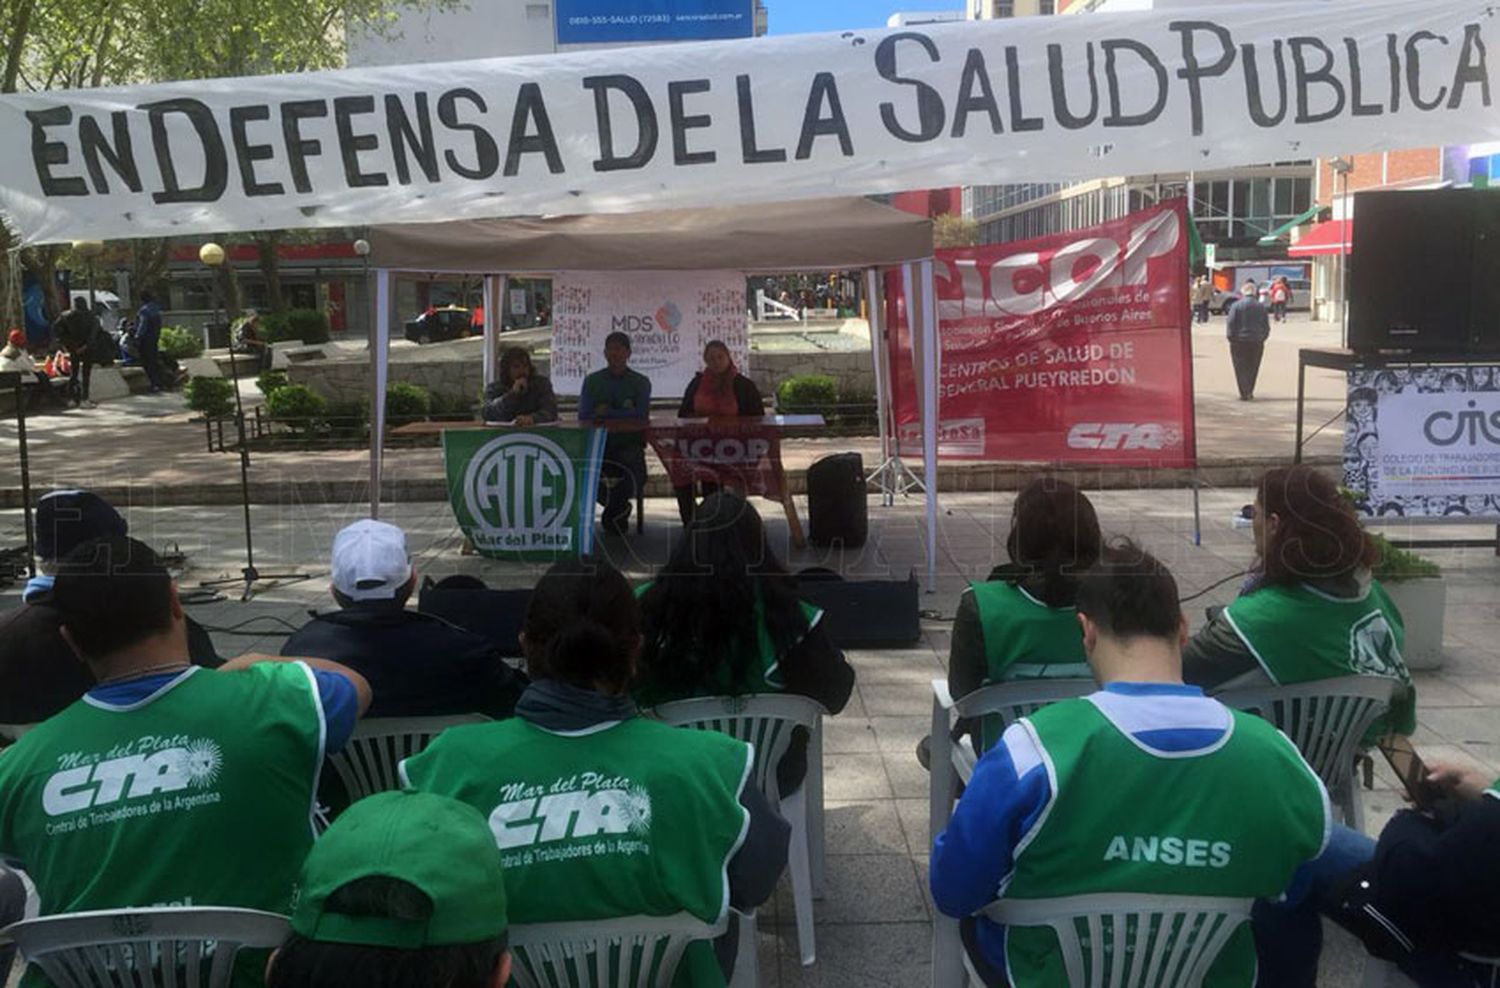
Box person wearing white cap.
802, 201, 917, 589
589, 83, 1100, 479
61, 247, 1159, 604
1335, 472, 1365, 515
282, 519, 526, 724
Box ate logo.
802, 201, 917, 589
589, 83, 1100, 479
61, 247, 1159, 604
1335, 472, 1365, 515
463, 433, 575, 536
43, 739, 223, 817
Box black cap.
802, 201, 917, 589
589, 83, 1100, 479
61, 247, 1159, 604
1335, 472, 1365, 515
35, 490, 128, 561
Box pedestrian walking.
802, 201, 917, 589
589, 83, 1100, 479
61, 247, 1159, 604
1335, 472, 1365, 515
1226, 280, 1271, 401
134, 291, 166, 392
52, 297, 101, 406
1269, 276, 1290, 323
1191, 275, 1213, 324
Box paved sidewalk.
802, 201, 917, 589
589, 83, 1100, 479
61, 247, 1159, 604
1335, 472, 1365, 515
4, 484, 1496, 986
0, 316, 1351, 506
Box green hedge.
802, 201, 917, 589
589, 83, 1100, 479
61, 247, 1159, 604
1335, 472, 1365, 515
386, 382, 431, 426
1371, 534, 1442, 580
256, 369, 289, 397
266, 384, 328, 432
776, 374, 838, 414
184, 377, 234, 418
159, 325, 204, 360
260, 308, 331, 345
325, 399, 369, 439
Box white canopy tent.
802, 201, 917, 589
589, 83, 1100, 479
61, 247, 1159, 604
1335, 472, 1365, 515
363, 197, 945, 585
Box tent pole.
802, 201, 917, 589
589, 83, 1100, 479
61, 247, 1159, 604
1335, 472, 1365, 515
863, 267, 892, 507
919, 259, 940, 594
369, 269, 391, 519
483, 275, 498, 390
866, 264, 926, 503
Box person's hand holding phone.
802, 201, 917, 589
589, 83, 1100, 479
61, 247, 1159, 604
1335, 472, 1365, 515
1425, 761, 1489, 803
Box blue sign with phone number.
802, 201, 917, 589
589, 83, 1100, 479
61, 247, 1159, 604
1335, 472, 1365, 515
555, 0, 754, 43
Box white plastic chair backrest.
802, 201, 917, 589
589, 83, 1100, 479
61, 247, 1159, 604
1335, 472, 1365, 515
1216, 676, 1394, 791
326, 713, 490, 801
954, 678, 1098, 740
0, 907, 289, 988
649, 694, 825, 805
984, 893, 1251, 988
508, 913, 724, 988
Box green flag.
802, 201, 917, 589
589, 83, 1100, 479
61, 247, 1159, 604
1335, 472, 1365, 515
1187, 213, 1206, 268
442, 426, 606, 561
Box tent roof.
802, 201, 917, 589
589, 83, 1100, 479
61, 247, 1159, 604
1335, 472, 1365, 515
366, 197, 933, 273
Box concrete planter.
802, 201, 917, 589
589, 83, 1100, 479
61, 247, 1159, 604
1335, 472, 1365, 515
1383, 576, 1447, 671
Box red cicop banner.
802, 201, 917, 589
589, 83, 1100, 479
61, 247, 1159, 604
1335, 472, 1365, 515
647, 422, 785, 499
888, 199, 1196, 467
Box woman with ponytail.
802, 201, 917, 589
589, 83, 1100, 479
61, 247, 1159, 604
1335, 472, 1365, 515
637, 492, 855, 794
945, 477, 1102, 752
1184, 464, 1415, 739
401, 558, 788, 986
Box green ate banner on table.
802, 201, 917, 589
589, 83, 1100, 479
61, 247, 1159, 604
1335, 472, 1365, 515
442, 427, 606, 561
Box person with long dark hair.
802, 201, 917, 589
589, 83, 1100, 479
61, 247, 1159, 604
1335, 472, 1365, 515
481, 346, 557, 425
673, 340, 764, 524
1184, 464, 1415, 739
945, 478, 1102, 751
637, 492, 854, 794
401, 558, 787, 985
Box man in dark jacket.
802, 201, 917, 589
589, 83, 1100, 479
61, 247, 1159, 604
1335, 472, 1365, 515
0, 489, 221, 736
52, 297, 101, 407
281, 519, 526, 720
134, 290, 166, 392
1226, 279, 1271, 400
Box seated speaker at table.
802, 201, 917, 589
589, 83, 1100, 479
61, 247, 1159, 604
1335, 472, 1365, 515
579, 332, 651, 536
482, 346, 558, 426
674, 340, 764, 525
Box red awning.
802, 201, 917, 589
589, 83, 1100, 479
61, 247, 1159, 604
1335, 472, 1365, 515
1287, 219, 1352, 256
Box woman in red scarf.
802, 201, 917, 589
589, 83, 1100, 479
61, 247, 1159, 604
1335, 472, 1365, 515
674, 340, 765, 524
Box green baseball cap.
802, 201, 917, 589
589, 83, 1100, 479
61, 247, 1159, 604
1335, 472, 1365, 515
291, 791, 507, 948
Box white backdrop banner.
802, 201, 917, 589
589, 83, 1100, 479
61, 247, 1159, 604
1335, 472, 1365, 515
1343, 367, 1500, 519
550, 270, 748, 397
2, 0, 1497, 243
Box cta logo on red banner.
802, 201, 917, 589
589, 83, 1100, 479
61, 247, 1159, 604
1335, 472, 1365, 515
888, 200, 1196, 468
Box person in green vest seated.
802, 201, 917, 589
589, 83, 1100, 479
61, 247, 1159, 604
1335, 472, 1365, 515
400, 558, 789, 987
635, 491, 855, 796
931, 540, 1331, 987
0, 535, 372, 988
945, 477, 1102, 752
267, 790, 512, 988
1184, 464, 1416, 741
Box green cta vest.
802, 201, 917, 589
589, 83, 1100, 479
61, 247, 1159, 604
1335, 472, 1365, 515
402, 716, 751, 987
969, 582, 1090, 751
0, 664, 326, 987
1001, 699, 1328, 988
1223, 581, 1415, 739
633, 582, 822, 707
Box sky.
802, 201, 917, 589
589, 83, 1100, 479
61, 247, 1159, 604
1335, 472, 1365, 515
765, 0, 961, 36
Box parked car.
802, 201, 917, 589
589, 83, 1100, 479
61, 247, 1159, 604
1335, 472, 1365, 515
404, 306, 473, 344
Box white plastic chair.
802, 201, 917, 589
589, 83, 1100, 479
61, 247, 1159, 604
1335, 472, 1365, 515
929, 677, 1096, 988
0, 906, 289, 988
650, 694, 827, 968
508, 913, 724, 988
1217, 676, 1395, 831
980, 893, 1252, 988
326, 713, 491, 803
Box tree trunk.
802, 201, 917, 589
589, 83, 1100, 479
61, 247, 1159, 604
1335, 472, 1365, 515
1, 0, 37, 93
254, 232, 285, 311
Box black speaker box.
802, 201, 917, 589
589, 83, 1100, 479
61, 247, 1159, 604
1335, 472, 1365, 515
806, 452, 869, 548
418, 582, 531, 657
1348, 188, 1500, 353
796, 570, 921, 647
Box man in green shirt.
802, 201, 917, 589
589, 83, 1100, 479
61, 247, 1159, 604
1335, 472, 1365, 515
0, 536, 371, 987
578, 331, 652, 535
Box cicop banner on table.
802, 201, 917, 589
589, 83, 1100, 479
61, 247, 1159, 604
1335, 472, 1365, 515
887, 199, 1195, 467
1343, 366, 1500, 520
556, 0, 755, 45
2, 0, 1497, 244
550, 270, 747, 397
442, 426, 607, 560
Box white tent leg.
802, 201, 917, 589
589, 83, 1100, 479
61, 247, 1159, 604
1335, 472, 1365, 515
918, 259, 940, 594
483, 275, 498, 391
369, 268, 392, 519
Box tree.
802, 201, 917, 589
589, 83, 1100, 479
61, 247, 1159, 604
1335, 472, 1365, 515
933, 213, 980, 248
